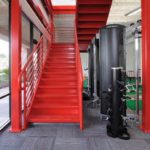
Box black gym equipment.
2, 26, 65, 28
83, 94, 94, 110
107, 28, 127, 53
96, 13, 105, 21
106, 68, 130, 140
99, 24, 126, 115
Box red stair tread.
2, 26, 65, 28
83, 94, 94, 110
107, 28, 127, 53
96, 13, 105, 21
33, 100, 78, 105
28, 114, 79, 123
28, 43, 81, 126
30, 107, 79, 115
32, 103, 79, 108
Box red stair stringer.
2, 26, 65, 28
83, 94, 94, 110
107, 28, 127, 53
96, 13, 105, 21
28, 43, 83, 129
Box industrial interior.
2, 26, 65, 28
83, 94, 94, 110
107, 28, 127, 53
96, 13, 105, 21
0, 0, 150, 149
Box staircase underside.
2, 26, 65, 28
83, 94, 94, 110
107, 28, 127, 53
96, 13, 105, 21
77, 0, 112, 51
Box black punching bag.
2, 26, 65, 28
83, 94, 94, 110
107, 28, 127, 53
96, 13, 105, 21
99, 24, 125, 115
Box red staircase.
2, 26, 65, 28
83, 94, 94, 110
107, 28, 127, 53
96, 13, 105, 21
28, 43, 83, 129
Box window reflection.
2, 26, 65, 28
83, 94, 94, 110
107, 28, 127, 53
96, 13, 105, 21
0, 0, 10, 129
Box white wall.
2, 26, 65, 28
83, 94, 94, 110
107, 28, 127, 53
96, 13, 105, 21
126, 38, 142, 75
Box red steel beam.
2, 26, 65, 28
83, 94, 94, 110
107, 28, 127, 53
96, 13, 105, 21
78, 14, 108, 21
142, 0, 150, 133
78, 28, 99, 34
78, 22, 105, 28
53, 6, 76, 14
78, 34, 95, 40
79, 44, 89, 52
78, 6, 110, 14
10, 0, 22, 132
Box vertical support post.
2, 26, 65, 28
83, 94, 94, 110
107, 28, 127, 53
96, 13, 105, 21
142, 0, 150, 132
134, 29, 140, 122
23, 74, 27, 130
10, 0, 22, 132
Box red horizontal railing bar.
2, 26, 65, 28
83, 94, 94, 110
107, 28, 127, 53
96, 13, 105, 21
20, 37, 43, 76
19, 25, 52, 129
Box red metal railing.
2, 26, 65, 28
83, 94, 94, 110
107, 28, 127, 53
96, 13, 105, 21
74, 26, 84, 129
19, 35, 51, 129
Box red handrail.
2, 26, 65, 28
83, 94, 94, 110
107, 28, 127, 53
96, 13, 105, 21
74, 26, 84, 129
19, 30, 52, 129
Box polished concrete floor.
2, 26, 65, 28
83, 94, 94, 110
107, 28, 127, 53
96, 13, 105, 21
0, 103, 150, 150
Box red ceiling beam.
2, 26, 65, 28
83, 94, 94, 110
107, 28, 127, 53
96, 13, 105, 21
78, 29, 99, 34
78, 22, 105, 28
78, 6, 110, 14
53, 6, 76, 14
78, 14, 108, 21
78, 35, 94, 40
79, 40, 90, 44
77, 0, 112, 51
79, 44, 89, 52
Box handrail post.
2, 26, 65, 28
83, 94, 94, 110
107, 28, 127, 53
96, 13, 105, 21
23, 73, 27, 129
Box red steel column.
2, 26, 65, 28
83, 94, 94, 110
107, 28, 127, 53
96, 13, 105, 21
142, 0, 150, 132
10, 0, 22, 132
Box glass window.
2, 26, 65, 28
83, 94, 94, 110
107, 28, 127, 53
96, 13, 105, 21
22, 15, 30, 68
33, 26, 41, 46
0, 0, 10, 129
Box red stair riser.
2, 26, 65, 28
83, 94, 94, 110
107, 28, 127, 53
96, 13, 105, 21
28, 43, 81, 127
37, 89, 77, 94
30, 108, 79, 115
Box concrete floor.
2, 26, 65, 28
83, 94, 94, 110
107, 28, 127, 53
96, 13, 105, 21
0, 103, 150, 150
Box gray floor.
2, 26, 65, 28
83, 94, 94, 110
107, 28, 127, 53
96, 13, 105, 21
0, 103, 150, 150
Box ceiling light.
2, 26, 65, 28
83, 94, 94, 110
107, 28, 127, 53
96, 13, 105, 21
125, 7, 141, 17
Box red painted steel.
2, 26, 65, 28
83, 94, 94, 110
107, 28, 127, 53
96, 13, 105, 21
10, 0, 83, 131
53, 6, 76, 14
28, 42, 83, 128
75, 27, 84, 130
10, 0, 22, 132
43, 0, 54, 19
19, 36, 51, 129
141, 0, 150, 133
76, 0, 112, 51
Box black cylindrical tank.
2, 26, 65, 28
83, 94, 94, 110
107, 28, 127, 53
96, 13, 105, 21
99, 24, 125, 115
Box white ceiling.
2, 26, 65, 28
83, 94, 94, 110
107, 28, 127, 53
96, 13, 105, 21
51, 0, 76, 6
51, 0, 141, 25
107, 0, 141, 25
0, 0, 141, 43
